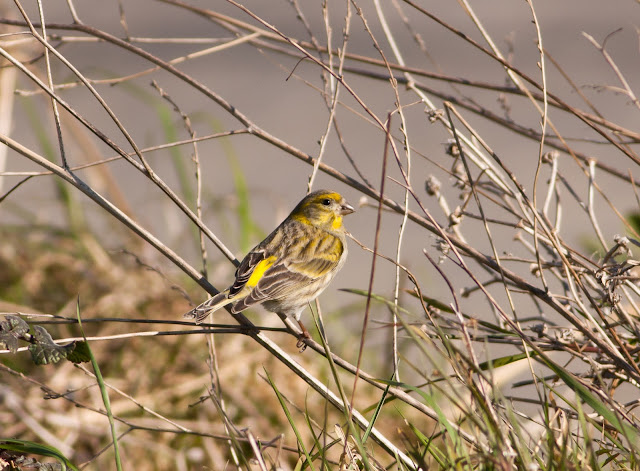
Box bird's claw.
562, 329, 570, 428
296, 336, 308, 352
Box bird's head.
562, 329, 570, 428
291, 190, 354, 231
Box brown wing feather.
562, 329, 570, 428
229, 250, 265, 297
228, 224, 287, 296
231, 264, 310, 312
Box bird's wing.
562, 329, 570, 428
231, 235, 343, 312
228, 250, 269, 297
184, 246, 273, 323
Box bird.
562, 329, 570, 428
186, 190, 354, 349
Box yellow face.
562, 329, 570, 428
291, 190, 354, 230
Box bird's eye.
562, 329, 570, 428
321, 198, 332, 206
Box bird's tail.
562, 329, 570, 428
184, 290, 233, 324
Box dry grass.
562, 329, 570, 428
0, 226, 408, 470
2, 1, 640, 470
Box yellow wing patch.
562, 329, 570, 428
247, 256, 277, 287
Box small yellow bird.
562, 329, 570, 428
187, 190, 354, 348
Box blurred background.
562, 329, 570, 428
4, 0, 639, 323
1, 0, 640, 469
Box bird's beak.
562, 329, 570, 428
340, 202, 355, 215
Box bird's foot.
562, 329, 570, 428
296, 320, 311, 352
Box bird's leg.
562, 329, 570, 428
296, 319, 311, 351
276, 313, 311, 351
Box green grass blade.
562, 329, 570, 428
21, 98, 86, 232
76, 300, 123, 471
209, 118, 264, 253
0, 439, 79, 471
264, 368, 317, 471
156, 105, 195, 207
380, 379, 471, 464
362, 377, 391, 444
477, 351, 538, 370
308, 304, 375, 470
543, 357, 640, 445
